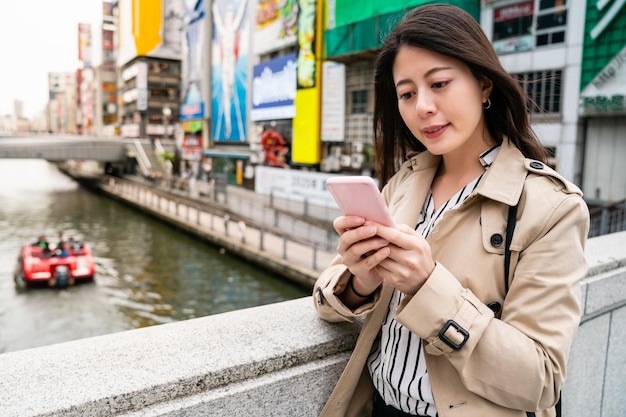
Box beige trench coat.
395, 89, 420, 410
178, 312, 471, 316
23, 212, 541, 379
313, 140, 589, 417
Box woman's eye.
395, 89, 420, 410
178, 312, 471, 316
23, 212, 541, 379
432, 81, 449, 89
398, 92, 413, 100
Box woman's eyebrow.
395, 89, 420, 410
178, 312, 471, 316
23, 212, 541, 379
424, 66, 453, 78
395, 66, 453, 89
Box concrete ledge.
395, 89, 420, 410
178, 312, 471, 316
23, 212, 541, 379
580, 231, 626, 320
2, 232, 625, 417
120, 354, 350, 417
0, 297, 360, 417
584, 230, 626, 276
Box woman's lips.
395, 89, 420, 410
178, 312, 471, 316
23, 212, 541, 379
422, 124, 449, 139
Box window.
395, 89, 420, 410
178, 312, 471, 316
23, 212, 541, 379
147, 61, 181, 76
345, 61, 375, 144
351, 90, 368, 114
535, 0, 567, 47
514, 69, 563, 114
492, 1, 534, 54
492, 0, 568, 53
149, 88, 177, 100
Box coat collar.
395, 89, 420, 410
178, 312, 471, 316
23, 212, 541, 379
406, 139, 527, 207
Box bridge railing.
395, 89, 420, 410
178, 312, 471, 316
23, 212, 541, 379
588, 198, 626, 237
0, 135, 128, 162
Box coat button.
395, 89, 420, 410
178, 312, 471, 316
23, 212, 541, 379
487, 302, 502, 314
490, 233, 503, 247
530, 161, 543, 169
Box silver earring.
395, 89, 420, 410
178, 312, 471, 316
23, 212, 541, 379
482, 98, 491, 110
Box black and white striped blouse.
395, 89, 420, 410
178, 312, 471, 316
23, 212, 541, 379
367, 146, 500, 416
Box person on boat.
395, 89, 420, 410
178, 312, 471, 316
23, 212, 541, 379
56, 232, 66, 251
33, 235, 49, 250
67, 236, 82, 255
55, 232, 70, 257
32, 235, 52, 257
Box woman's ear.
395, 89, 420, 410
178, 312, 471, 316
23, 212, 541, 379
481, 76, 494, 101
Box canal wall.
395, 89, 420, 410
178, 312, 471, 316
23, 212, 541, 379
1, 230, 625, 417
82, 173, 339, 289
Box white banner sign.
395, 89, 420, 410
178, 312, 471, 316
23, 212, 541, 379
321, 61, 346, 142
254, 165, 339, 207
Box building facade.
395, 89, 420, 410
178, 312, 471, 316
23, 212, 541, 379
81, 0, 625, 203
116, 0, 183, 142
578, 0, 626, 203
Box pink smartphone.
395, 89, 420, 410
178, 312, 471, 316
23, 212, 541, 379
326, 176, 396, 228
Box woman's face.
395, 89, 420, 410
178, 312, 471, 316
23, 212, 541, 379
392, 45, 493, 158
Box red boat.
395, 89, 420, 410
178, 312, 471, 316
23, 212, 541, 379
14, 242, 96, 289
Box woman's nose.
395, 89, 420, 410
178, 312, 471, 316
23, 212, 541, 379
415, 92, 436, 117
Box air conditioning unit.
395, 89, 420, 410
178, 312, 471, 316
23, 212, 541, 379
351, 153, 364, 169
321, 157, 341, 172
340, 155, 352, 167
351, 142, 364, 153
331, 145, 343, 157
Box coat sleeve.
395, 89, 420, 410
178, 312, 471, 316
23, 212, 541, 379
312, 255, 383, 323
395, 192, 589, 411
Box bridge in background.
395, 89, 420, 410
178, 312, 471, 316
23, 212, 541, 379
0, 135, 128, 162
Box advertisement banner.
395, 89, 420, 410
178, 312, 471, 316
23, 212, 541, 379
102, 28, 116, 71
321, 61, 345, 142
79, 68, 94, 133
254, 165, 338, 207
296, 0, 316, 88
136, 61, 148, 112
492, 1, 533, 55
211, 0, 249, 142
251, 53, 296, 121
292, 87, 321, 164
49, 73, 65, 94
253, 0, 299, 54
579, 1, 626, 115
180, 102, 205, 121
117, 0, 184, 67
78, 23, 92, 67
182, 134, 203, 160
48, 72, 75, 96
181, 0, 207, 121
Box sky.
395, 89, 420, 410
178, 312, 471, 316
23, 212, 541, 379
0, 0, 103, 118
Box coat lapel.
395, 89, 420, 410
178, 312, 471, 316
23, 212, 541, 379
387, 151, 439, 229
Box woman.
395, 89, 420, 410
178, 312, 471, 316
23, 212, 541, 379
313, 4, 589, 417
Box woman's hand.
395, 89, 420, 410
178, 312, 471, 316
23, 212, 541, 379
335, 216, 436, 297
375, 224, 436, 295
334, 215, 390, 295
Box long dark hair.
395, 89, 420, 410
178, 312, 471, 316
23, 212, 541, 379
373, 4, 549, 186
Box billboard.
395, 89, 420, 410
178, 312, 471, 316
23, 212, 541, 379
579, 0, 626, 115
211, 0, 249, 142
492, 1, 534, 54
78, 23, 92, 67
181, 0, 208, 121
251, 53, 296, 121
253, 0, 299, 54
254, 165, 337, 206
291, 0, 320, 165
48, 72, 75, 96
321, 61, 345, 142
117, 0, 184, 67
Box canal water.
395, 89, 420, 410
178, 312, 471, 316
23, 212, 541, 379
0, 159, 308, 354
